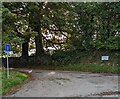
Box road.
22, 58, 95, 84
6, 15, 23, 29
6, 69, 119, 97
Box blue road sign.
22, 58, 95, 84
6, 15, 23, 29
5, 44, 11, 52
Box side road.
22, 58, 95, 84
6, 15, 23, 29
6, 69, 119, 97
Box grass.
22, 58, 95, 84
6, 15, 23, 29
1, 69, 29, 95
60, 63, 120, 74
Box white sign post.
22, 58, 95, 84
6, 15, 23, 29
5, 44, 11, 79
7, 55, 9, 79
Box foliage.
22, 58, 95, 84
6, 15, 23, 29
2, 4, 24, 54
61, 63, 120, 74
52, 50, 92, 62
2, 2, 120, 59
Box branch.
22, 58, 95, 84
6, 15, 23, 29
42, 24, 69, 38
14, 28, 25, 38
42, 34, 65, 50
14, 28, 31, 40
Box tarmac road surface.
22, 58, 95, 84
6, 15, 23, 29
6, 69, 119, 97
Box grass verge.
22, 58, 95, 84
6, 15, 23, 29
1, 69, 29, 95
59, 63, 120, 74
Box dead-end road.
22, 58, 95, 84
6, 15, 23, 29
5, 69, 119, 97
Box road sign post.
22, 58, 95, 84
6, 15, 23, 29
7, 56, 9, 79
5, 44, 11, 79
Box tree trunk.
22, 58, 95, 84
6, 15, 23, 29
35, 2, 44, 56
35, 32, 44, 56
22, 41, 29, 57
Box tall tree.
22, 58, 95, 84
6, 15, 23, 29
28, 2, 44, 56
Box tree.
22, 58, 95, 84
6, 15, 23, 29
91, 2, 120, 50
28, 2, 44, 56
2, 3, 24, 54
3, 2, 36, 57
71, 2, 120, 51
2, 2, 120, 58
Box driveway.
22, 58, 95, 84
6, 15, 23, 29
6, 69, 119, 97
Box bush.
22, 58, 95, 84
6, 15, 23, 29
51, 50, 93, 66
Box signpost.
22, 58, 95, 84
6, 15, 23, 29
5, 44, 11, 79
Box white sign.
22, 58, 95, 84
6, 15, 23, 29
101, 56, 109, 60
